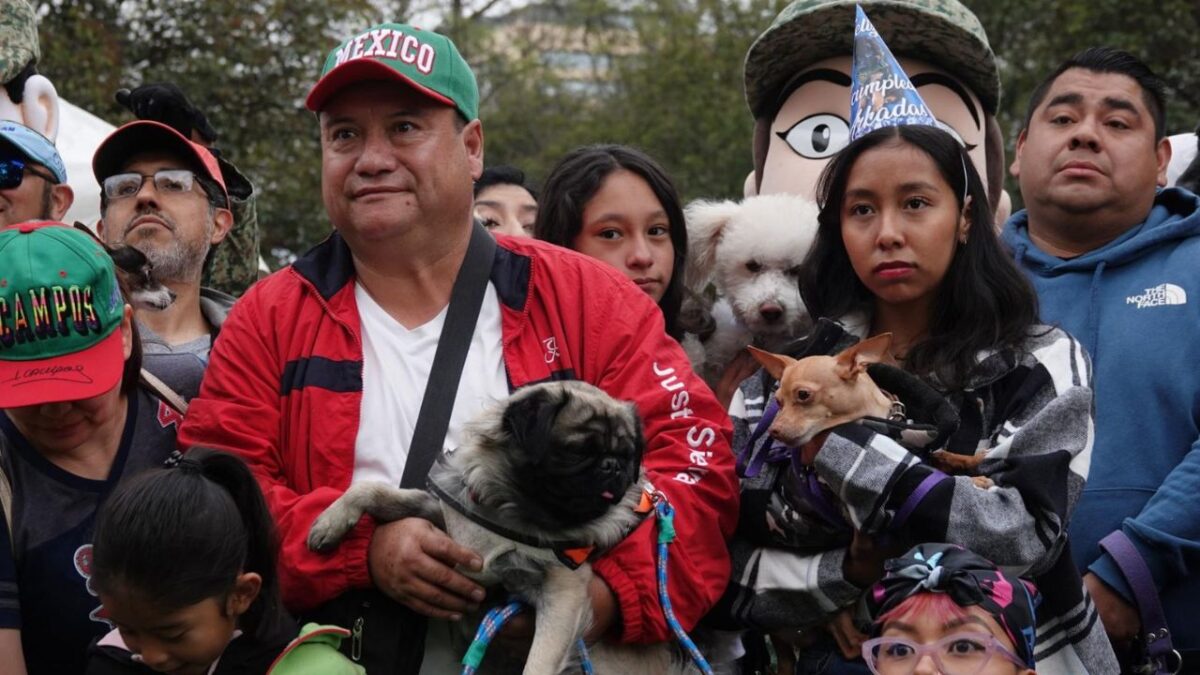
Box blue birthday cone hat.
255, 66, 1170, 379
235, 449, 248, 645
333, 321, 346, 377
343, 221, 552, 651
848, 5, 941, 141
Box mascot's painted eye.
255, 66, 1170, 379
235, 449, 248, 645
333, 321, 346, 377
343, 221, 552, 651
778, 114, 850, 159
935, 120, 978, 152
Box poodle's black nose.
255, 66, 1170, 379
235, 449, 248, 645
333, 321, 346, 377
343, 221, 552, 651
760, 303, 784, 322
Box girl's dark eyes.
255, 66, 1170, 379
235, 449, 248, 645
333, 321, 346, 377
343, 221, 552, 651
948, 638, 987, 654
480, 217, 500, 229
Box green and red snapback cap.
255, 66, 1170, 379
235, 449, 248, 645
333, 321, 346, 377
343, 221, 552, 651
0, 222, 126, 408
306, 22, 479, 121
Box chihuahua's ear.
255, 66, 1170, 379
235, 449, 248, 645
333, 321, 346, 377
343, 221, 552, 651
834, 333, 893, 380
683, 199, 741, 288
747, 346, 796, 381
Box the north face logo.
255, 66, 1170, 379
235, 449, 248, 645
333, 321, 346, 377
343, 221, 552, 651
1126, 283, 1187, 309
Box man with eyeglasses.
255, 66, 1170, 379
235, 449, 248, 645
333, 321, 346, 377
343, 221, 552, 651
92, 120, 235, 399
0, 121, 72, 227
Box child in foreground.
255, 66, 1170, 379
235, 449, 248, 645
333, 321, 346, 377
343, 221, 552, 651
862, 543, 1039, 675
84, 448, 364, 675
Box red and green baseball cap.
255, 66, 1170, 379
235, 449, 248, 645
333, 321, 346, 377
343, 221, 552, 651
0, 222, 127, 408
306, 22, 479, 121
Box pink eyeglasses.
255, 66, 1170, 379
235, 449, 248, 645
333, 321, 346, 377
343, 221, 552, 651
861, 632, 1026, 675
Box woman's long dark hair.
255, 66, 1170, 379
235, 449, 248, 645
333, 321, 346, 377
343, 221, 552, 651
534, 144, 688, 340
801, 125, 1039, 390
91, 448, 288, 642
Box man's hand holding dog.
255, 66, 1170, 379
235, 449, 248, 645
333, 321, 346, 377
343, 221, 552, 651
368, 517, 486, 620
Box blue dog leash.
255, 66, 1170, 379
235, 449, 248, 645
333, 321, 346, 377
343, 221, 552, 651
459, 492, 712, 675
653, 496, 714, 675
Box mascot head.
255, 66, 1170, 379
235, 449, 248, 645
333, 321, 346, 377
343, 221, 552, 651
745, 0, 1008, 222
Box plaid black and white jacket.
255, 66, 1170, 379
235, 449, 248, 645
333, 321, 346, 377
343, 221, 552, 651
724, 320, 1118, 675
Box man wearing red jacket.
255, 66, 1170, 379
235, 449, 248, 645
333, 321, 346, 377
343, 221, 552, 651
177, 22, 737, 673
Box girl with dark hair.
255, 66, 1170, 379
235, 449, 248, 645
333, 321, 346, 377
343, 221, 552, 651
86, 448, 363, 675
726, 125, 1115, 674
534, 144, 688, 340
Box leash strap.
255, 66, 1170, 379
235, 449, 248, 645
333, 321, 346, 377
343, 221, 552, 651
400, 223, 497, 488
1099, 531, 1181, 673
653, 498, 714, 675
737, 398, 780, 478
459, 601, 594, 675
891, 470, 951, 530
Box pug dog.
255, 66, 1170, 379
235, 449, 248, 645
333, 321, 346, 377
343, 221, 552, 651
308, 381, 689, 675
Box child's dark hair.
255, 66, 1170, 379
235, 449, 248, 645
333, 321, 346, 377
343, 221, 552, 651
534, 144, 689, 340
801, 124, 1039, 390
91, 448, 288, 641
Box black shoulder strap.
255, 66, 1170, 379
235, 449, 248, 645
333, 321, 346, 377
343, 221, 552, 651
399, 223, 497, 488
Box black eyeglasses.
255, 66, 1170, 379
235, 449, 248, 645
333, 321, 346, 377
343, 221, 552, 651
102, 169, 200, 201
0, 156, 58, 190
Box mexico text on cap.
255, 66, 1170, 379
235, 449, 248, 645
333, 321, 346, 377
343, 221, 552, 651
306, 22, 479, 121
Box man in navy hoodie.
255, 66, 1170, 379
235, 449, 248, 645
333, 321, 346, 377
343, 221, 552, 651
1003, 47, 1200, 670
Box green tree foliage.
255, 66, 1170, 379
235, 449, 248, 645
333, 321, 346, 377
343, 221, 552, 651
38, 0, 375, 263
479, 0, 786, 203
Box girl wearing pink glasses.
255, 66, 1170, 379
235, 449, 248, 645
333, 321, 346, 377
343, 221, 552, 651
862, 543, 1038, 675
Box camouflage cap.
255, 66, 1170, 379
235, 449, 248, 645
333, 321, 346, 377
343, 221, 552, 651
0, 0, 39, 84
745, 0, 999, 119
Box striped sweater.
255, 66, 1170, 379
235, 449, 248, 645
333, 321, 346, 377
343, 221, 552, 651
724, 320, 1118, 674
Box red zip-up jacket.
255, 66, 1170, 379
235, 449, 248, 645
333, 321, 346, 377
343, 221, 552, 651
178, 232, 738, 643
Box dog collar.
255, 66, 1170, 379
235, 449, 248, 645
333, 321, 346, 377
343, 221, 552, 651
883, 390, 907, 422
426, 455, 650, 570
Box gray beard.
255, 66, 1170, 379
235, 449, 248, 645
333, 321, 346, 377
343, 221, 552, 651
111, 210, 214, 284
142, 236, 209, 283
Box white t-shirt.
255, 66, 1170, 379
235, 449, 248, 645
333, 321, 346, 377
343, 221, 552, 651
354, 280, 511, 672
352, 281, 510, 485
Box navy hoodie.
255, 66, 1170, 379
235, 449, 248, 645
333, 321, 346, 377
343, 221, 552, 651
1002, 187, 1200, 651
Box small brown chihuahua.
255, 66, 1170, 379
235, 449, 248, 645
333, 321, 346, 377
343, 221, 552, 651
748, 334, 991, 486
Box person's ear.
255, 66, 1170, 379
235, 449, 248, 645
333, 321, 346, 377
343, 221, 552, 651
226, 572, 263, 618
121, 305, 133, 360
463, 119, 484, 180
49, 183, 73, 220
1155, 136, 1173, 188
958, 195, 973, 244
1010, 129, 1028, 179
210, 207, 234, 246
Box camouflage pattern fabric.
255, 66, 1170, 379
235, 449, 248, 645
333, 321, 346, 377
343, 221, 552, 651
0, 0, 39, 83
202, 155, 261, 297
745, 0, 1000, 118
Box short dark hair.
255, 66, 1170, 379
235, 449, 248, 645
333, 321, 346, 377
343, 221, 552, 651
534, 144, 688, 340
91, 448, 288, 644
802, 125, 1039, 389
475, 164, 538, 201
1022, 47, 1167, 140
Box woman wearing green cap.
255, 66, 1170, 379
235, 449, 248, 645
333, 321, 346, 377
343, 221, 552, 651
0, 222, 197, 674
